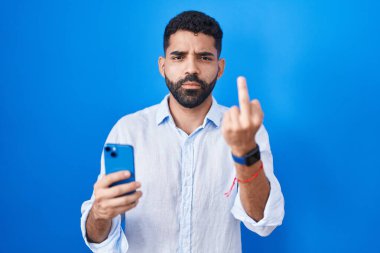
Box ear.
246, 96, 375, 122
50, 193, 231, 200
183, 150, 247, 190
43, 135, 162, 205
158, 56, 166, 78
217, 58, 225, 79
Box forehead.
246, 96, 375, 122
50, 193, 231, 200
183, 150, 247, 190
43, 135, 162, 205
166, 30, 217, 54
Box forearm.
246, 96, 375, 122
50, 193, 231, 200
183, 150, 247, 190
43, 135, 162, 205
235, 160, 270, 221
85, 207, 112, 243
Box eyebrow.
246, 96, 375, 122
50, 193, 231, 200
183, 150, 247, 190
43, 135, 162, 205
170, 51, 186, 56
170, 51, 215, 57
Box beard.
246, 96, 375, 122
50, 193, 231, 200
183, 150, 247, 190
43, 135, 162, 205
165, 73, 218, 108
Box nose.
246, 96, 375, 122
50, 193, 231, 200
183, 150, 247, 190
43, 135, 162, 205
184, 56, 200, 75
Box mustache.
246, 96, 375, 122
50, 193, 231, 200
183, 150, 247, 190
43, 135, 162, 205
176, 74, 207, 89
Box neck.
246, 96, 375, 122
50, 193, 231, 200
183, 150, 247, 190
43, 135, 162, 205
168, 94, 213, 135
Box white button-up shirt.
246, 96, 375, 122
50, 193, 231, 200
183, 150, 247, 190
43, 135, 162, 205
81, 95, 285, 253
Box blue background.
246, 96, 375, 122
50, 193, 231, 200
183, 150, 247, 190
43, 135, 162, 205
1, 0, 379, 252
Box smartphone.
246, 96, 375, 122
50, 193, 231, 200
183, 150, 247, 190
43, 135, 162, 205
104, 143, 135, 190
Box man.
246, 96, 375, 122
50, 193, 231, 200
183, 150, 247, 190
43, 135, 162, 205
81, 10, 284, 253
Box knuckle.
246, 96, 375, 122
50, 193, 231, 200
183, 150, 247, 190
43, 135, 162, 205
240, 119, 252, 129
120, 198, 129, 206
124, 184, 133, 193
126, 196, 135, 205
94, 190, 103, 200
114, 187, 123, 196
128, 182, 137, 191
128, 194, 139, 203
121, 184, 131, 194
231, 105, 238, 111
230, 125, 238, 132
124, 186, 132, 194
130, 200, 139, 208
97, 201, 106, 210
241, 123, 251, 131
114, 171, 124, 179
105, 175, 113, 185
128, 182, 136, 190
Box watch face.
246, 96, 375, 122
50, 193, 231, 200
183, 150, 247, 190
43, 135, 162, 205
246, 152, 261, 166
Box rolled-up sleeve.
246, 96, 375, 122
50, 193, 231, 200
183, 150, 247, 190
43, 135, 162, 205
80, 199, 129, 252
231, 125, 285, 237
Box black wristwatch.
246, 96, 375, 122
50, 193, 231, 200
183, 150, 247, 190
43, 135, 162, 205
231, 145, 261, 166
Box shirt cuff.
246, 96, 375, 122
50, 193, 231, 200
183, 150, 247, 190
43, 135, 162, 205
230, 176, 285, 237
80, 200, 129, 253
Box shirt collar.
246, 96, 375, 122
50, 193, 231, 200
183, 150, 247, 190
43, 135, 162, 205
155, 94, 223, 128
155, 94, 171, 125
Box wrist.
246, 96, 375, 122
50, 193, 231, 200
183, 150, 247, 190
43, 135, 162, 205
86, 208, 112, 244
236, 160, 263, 177
231, 143, 260, 167
90, 207, 111, 223
231, 142, 257, 157
236, 161, 264, 181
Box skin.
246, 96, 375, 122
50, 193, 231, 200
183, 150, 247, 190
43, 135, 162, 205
86, 30, 270, 243
222, 77, 270, 221
158, 31, 225, 134
86, 171, 143, 243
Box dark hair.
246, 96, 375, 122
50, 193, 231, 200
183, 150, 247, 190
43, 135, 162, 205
164, 11, 223, 58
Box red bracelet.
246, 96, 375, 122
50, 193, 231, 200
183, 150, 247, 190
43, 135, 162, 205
224, 161, 264, 197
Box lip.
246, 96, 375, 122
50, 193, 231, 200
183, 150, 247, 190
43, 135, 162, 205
182, 82, 201, 89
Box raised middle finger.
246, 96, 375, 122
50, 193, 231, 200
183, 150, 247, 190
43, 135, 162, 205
237, 76, 251, 121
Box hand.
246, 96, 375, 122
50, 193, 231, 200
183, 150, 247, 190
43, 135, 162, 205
91, 170, 142, 221
221, 76, 264, 156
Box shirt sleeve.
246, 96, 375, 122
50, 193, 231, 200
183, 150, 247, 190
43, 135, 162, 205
80, 197, 129, 252
230, 125, 285, 237
80, 120, 129, 252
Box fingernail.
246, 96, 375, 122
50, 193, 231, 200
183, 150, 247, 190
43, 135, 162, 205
124, 171, 130, 177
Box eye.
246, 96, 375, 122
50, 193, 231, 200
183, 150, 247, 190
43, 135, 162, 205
200, 56, 212, 61
172, 56, 183, 60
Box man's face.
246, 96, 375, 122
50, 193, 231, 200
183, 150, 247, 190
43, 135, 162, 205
159, 30, 225, 108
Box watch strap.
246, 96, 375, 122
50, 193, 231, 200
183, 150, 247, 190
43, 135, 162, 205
231, 145, 261, 166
